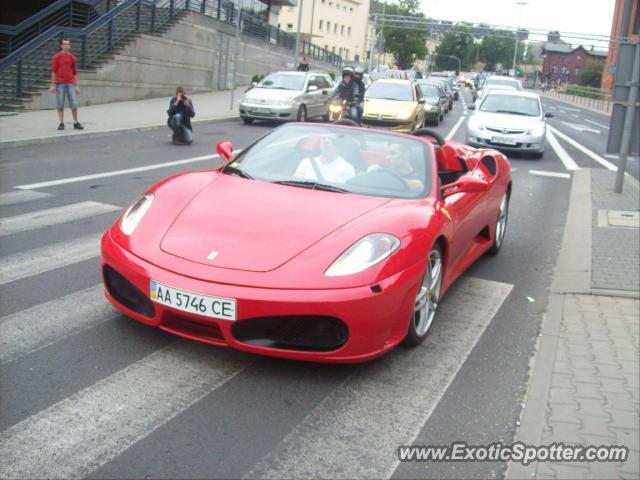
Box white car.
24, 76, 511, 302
465, 90, 553, 158
476, 75, 522, 101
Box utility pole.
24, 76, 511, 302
230, 0, 243, 110
378, 0, 386, 68
294, 0, 304, 67
511, 0, 526, 76
368, 14, 377, 72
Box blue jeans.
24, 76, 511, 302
56, 84, 78, 110
168, 113, 193, 144
349, 104, 361, 125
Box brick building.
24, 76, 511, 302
542, 43, 608, 85
602, 0, 639, 92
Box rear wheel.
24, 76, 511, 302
296, 105, 307, 122
242, 117, 254, 125
404, 245, 443, 346
487, 193, 509, 255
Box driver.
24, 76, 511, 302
294, 135, 355, 183
368, 142, 424, 193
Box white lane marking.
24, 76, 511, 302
548, 125, 617, 171
446, 116, 466, 141
0, 343, 249, 479
545, 129, 580, 171
0, 190, 52, 207
0, 201, 120, 237
570, 113, 580, 118
560, 106, 581, 112
0, 285, 114, 364
246, 276, 514, 480
585, 118, 609, 129
529, 170, 572, 179
604, 153, 639, 162
561, 121, 600, 135
0, 233, 101, 286
558, 108, 568, 114
14, 153, 225, 190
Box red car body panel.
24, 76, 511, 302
101, 126, 511, 363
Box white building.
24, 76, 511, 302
275, 0, 371, 63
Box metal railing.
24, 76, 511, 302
0, 0, 114, 58
0, 0, 342, 108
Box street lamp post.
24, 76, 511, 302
511, 0, 526, 76
432, 53, 461, 74
294, 0, 304, 66
230, 0, 243, 110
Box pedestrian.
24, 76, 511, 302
167, 87, 195, 145
49, 38, 83, 131
297, 57, 310, 72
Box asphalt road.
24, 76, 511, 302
0, 87, 624, 479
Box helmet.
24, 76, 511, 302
354, 66, 364, 77
342, 66, 354, 78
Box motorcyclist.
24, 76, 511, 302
328, 67, 361, 124
352, 66, 366, 124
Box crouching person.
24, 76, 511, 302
167, 87, 195, 145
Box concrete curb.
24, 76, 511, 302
0, 115, 239, 148
551, 169, 592, 295
507, 293, 565, 479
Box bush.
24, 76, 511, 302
564, 84, 606, 100
251, 74, 266, 84
329, 71, 336, 81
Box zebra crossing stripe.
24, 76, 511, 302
0, 201, 121, 237
0, 233, 101, 285
0, 342, 249, 479
0, 190, 52, 207
246, 276, 513, 480
0, 285, 113, 364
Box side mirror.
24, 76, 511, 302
216, 141, 234, 162
307, 85, 318, 92
545, 112, 554, 118
252, 82, 257, 87
467, 104, 476, 110
418, 98, 426, 104
440, 175, 488, 198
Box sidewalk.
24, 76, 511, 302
509, 169, 639, 479
539, 90, 612, 116
0, 87, 246, 147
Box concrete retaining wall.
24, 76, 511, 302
22, 11, 338, 110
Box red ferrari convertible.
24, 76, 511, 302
101, 124, 511, 363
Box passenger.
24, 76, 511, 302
369, 143, 424, 193
294, 135, 355, 183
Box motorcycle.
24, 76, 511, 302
328, 99, 351, 122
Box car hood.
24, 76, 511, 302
243, 88, 300, 102
160, 175, 391, 272
363, 98, 416, 117
470, 111, 543, 129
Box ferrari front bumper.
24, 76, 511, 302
101, 231, 426, 363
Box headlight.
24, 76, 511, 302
467, 117, 484, 131
527, 124, 546, 136
325, 233, 400, 277
121, 193, 154, 235
274, 98, 296, 106
330, 104, 343, 113
397, 109, 415, 120
426, 104, 438, 111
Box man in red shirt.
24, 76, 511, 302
49, 38, 83, 130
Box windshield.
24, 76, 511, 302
365, 82, 414, 101
479, 94, 541, 117
228, 124, 432, 199
258, 74, 305, 91
418, 83, 440, 98
485, 78, 522, 90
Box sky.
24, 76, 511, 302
419, 0, 616, 41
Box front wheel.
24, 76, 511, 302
296, 105, 307, 122
487, 193, 509, 255
242, 117, 254, 125
404, 245, 443, 346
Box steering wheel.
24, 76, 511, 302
411, 127, 446, 147
369, 166, 408, 190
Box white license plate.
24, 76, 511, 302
491, 135, 517, 146
250, 107, 271, 114
150, 280, 236, 321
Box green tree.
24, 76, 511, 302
382, 0, 428, 70
580, 61, 603, 87
433, 27, 475, 71
478, 31, 517, 71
